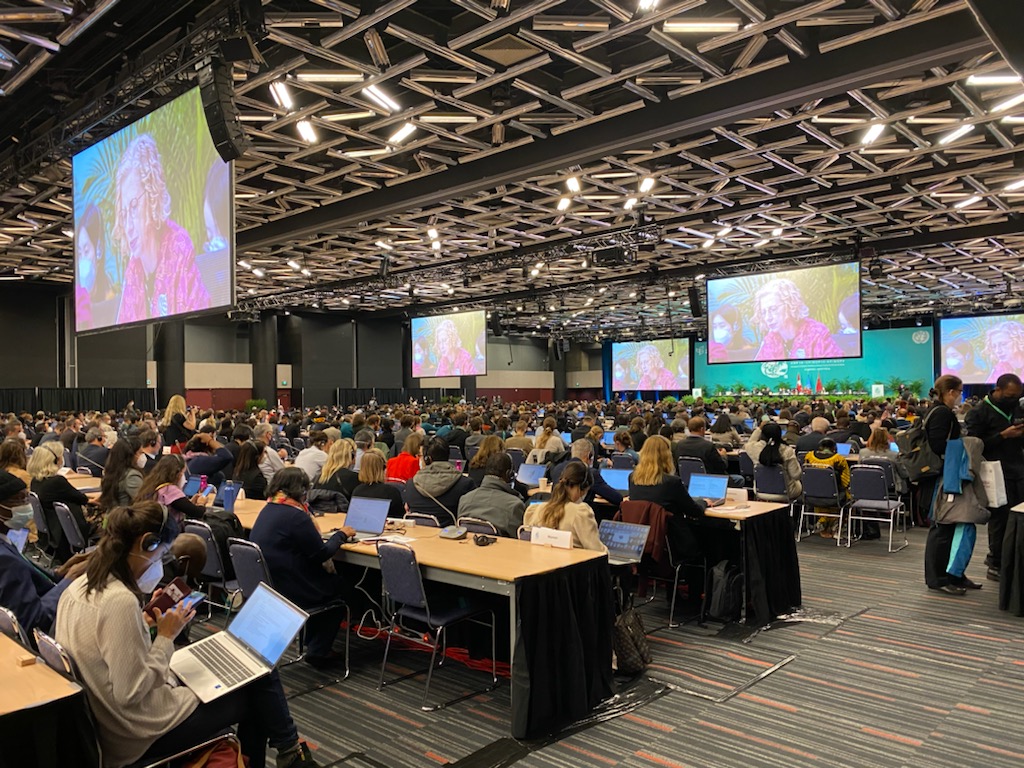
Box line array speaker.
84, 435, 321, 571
198, 57, 251, 163
687, 286, 704, 318
489, 312, 504, 337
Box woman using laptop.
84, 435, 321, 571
55, 501, 320, 768
524, 461, 606, 552
250, 468, 355, 669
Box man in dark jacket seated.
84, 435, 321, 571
457, 453, 525, 537
402, 437, 475, 526
547, 439, 623, 510
0, 470, 89, 642
673, 417, 745, 487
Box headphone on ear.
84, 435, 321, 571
140, 504, 168, 552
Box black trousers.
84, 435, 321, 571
924, 523, 956, 588
987, 477, 1024, 571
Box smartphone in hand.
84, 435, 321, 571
144, 577, 191, 619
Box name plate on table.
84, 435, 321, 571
726, 488, 748, 504
529, 527, 572, 549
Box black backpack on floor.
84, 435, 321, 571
707, 559, 742, 622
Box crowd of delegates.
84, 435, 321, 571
1, 381, 1023, 766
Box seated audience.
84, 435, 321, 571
386, 432, 423, 483
612, 430, 640, 465
134, 455, 212, 530
254, 423, 287, 483
524, 461, 606, 552
294, 432, 331, 481
232, 440, 268, 501
745, 422, 803, 500
458, 453, 525, 538
858, 426, 911, 494
504, 420, 535, 453
403, 437, 475, 526
29, 442, 93, 562
250, 469, 354, 670
796, 417, 831, 453
548, 439, 623, 508
708, 413, 742, 447
466, 435, 505, 487
56, 501, 319, 767
314, 439, 360, 501
97, 437, 145, 511
804, 437, 851, 538
137, 429, 162, 474
351, 452, 405, 518
182, 431, 234, 488
77, 427, 110, 475
674, 417, 743, 486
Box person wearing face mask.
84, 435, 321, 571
97, 437, 145, 512
707, 304, 754, 363
457, 453, 525, 538
134, 455, 213, 531
249, 468, 355, 669
55, 502, 320, 768
0, 467, 89, 639
942, 341, 984, 379
964, 373, 1024, 586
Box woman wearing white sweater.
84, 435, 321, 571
55, 502, 317, 768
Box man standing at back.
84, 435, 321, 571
965, 373, 1024, 582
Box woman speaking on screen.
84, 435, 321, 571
433, 319, 476, 376
753, 278, 842, 361
114, 134, 210, 324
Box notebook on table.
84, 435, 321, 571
170, 583, 307, 703
601, 468, 632, 493
516, 463, 547, 487
341, 496, 391, 542
598, 520, 650, 566
687, 473, 729, 507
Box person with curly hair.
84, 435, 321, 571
433, 319, 476, 376
635, 344, 678, 390
114, 133, 210, 324
753, 278, 842, 361
984, 321, 1024, 383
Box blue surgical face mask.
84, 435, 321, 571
78, 256, 95, 291
5, 504, 33, 530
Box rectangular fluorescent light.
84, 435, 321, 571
409, 69, 477, 83
269, 81, 292, 110
557, 197, 571, 211
427, 228, 439, 240
624, 197, 637, 210
754, 239, 769, 247
239, 114, 273, 122
811, 115, 866, 124
566, 176, 581, 193
772, 227, 784, 236
639, 177, 655, 193
323, 110, 375, 121
993, 93, 1024, 113
862, 123, 885, 144
362, 84, 399, 112
967, 74, 1022, 86
532, 15, 610, 31
663, 17, 741, 33
954, 195, 982, 208
906, 115, 959, 124
388, 122, 416, 144
432, 240, 441, 251
252, 268, 266, 278
1001, 116, 1024, 124
287, 259, 301, 270
702, 239, 715, 248
419, 113, 477, 124
717, 226, 732, 237
1004, 179, 1024, 191
238, 260, 251, 270
301, 268, 312, 277
296, 119, 317, 144
295, 71, 363, 83
341, 148, 389, 158
938, 124, 975, 145
638, 0, 658, 10
375, 241, 393, 250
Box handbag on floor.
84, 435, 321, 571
612, 607, 652, 675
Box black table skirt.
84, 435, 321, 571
511, 557, 615, 739
1, 688, 98, 768
744, 506, 802, 626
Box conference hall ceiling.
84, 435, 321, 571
1, 0, 1023, 339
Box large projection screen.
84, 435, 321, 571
611, 338, 691, 391
73, 87, 234, 332
706, 262, 862, 364
940, 313, 1024, 384
412, 310, 487, 377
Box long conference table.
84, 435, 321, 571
233, 499, 616, 740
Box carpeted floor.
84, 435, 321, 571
196, 525, 1024, 767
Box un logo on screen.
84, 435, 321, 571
760, 362, 789, 379
912, 331, 930, 344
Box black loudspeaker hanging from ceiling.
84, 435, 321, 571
198, 57, 251, 163
966, 1, 1024, 79
554, 340, 563, 361
489, 312, 504, 337
687, 286, 704, 318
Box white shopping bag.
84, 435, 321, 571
979, 461, 1008, 507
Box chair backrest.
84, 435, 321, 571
850, 465, 891, 505
62, 449, 71, 468
466, 445, 480, 462
33, 628, 78, 678
458, 516, 499, 535
448, 445, 463, 462
677, 456, 706, 486
796, 451, 809, 465
404, 512, 440, 528
506, 448, 525, 470
28, 491, 47, 536
860, 457, 897, 492
610, 453, 633, 469
737, 451, 754, 478
53, 501, 87, 552
216, 435, 229, 444
377, 542, 428, 609
183, 519, 226, 581
753, 464, 787, 497
227, 537, 272, 599
0, 605, 29, 646
292, 437, 306, 450
517, 525, 532, 541
801, 465, 840, 505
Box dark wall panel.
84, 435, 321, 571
77, 326, 148, 387
301, 316, 356, 406
357, 319, 403, 390
0, 285, 60, 387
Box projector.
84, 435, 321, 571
592, 246, 635, 267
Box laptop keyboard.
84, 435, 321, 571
190, 640, 252, 688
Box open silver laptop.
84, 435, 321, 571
598, 520, 650, 566
516, 463, 547, 487
170, 583, 308, 703
687, 473, 729, 507
344, 496, 391, 541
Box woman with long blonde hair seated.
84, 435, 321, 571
523, 461, 606, 552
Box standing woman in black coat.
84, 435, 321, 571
160, 394, 196, 453
922, 375, 969, 595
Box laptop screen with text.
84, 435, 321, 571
687, 473, 728, 500
228, 584, 307, 666
345, 496, 391, 534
